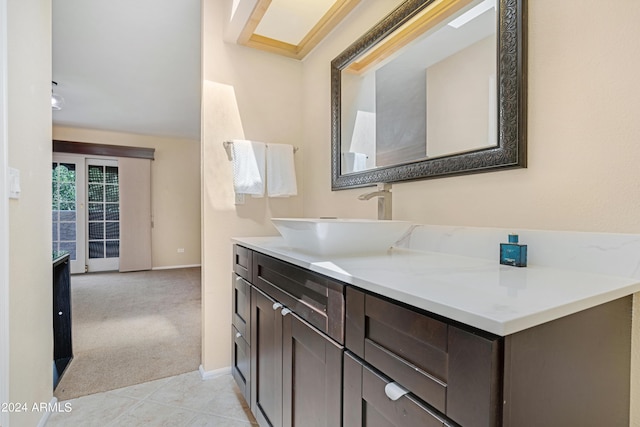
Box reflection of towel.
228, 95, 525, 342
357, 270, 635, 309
266, 144, 297, 197
231, 140, 265, 197
343, 152, 367, 173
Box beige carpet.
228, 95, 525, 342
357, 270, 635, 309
54, 267, 201, 401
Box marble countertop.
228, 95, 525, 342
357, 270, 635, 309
232, 236, 640, 336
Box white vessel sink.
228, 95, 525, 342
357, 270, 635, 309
271, 218, 413, 256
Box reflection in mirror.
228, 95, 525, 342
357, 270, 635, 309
341, 0, 497, 173
331, 0, 526, 189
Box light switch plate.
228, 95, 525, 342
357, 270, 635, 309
9, 167, 20, 199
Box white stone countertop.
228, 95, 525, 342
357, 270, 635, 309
232, 236, 640, 336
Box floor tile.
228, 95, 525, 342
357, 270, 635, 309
108, 376, 173, 400
187, 413, 258, 427
146, 372, 229, 411
46, 393, 139, 427
45, 371, 257, 427
106, 401, 198, 427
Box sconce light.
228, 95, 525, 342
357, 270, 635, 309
51, 81, 65, 110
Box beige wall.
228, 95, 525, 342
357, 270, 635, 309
201, 0, 304, 371
53, 126, 201, 269
301, 0, 640, 423
427, 35, 495, 158
7, 0, 54, 425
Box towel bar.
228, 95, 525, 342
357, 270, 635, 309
223, 140, 298, 154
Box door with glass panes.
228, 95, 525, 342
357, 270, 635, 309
86, 159, 120, 272
52, 155, 85, 274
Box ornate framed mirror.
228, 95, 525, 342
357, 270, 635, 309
331, 0, 527, 189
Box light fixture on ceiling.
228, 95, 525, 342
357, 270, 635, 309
51, 81, 65, 111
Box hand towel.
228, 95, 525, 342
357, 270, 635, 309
343, 152, 367, 173
231, 139, 266, 197
266, 144, 297, 197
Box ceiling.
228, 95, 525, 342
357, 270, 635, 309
51, 0, 356, 140
52, 0, 202, 140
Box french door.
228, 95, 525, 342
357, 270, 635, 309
52, 155, 86, 274
52, 155, 120, 273
86, 159, 120, 272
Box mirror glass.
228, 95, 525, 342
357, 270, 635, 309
331, 0, 526, 189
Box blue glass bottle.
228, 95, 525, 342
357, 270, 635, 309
500, 234, 527, 267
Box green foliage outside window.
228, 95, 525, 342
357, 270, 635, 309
52, 163, 76, 211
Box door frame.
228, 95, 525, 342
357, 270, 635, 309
0, 0, 11, 422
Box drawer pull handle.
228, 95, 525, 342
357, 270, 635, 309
236, 332, 242, 338
272, 302, 283, 311
384, 382, 409, 401
281, 308, 292, 317
235, 276, 243, 283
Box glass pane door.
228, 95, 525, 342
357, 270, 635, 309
52, 156, 85, 274
86, 159, 119, 272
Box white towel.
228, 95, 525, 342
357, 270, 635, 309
343, 152, 367, 173
231, 139, 265, 197
266, 144, 297, 197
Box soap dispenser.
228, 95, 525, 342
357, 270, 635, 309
500, 234, 527, 267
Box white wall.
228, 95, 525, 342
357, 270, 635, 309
200, 0, 304, 371
53, 126, 201, 269
301, 0, 640, 423
7, 0, 53, 425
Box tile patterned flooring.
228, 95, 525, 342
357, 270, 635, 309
46, 371, 258, 426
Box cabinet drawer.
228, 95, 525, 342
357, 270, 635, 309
253, 252, 345, 344
232, 273, 251, 341
344, 352, 447, 427
232, 325, 250, 403
233, 245, 252, 281
346, 287, 448, 411
346, 287, 502, 427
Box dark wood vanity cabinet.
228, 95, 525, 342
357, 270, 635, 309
233, 245, 345, 427
233, 244, 633, 427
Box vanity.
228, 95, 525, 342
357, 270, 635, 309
231, 232, 640, 427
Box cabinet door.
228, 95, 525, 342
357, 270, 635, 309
251, 287, 283, 427
232, 273, 251, 341
232, 325, 251, 402
282, 311, 343, 427
232, 273, 252, 403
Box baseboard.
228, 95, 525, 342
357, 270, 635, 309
152, 264, 201, 271
199, 364, 231, 380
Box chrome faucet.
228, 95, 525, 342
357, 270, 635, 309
358, 183, 392, 220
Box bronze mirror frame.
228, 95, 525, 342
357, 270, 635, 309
331, 0, 527, 189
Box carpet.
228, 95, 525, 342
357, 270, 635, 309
54, 267, 201, 401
